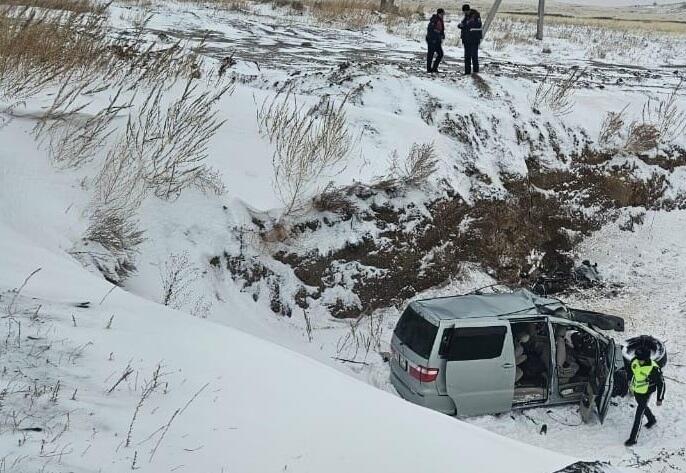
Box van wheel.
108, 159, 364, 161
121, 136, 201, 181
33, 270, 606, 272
612, 369, 629, 397
622, 335, 667, 369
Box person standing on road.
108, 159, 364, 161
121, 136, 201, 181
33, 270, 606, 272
459, 8, 483, 75
458, 3, 470, 43
426, 8, 445, 73
625, 347, 665, 447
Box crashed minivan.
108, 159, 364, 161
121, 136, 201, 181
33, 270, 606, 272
390, 289, 628, 422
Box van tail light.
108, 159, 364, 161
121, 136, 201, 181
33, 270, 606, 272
408, 363, 439, 383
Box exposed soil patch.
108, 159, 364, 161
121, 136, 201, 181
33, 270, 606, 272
221, 253, 293, 317
637, 146, 686, 171
264, 149, 685, 318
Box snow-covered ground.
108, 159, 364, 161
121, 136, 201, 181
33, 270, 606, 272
2, 0, 686, 471
0, 224, 582, 472
469, 211, 686, 471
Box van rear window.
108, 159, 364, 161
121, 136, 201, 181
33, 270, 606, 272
442, 326, 507, 361
394, 306, 438, 359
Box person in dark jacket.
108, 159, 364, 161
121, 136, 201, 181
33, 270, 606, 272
625, 347, 666, 446
426, 8, 445, 73
458, 3, 470, 43
458, 8, 482, 75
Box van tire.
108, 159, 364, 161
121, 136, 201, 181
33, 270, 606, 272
622, 335, 667, 369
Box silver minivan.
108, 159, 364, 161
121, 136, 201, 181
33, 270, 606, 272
390, 289, 626, 422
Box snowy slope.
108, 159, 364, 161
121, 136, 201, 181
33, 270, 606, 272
2, 1, 685, 471
0, 220, 579, 473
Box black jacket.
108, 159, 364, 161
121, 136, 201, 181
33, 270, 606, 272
458, 14, 468, 40
460, 11, 483, 44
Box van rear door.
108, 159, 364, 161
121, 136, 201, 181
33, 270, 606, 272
392, 306, 440, 391
442, 321, 515, 417
595, 337, 616, 423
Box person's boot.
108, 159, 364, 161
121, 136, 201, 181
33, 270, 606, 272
431, 59, 440, 73
624, 438, 637, 447
646, 418, 657, 429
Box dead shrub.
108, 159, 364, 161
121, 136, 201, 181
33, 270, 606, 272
598, 106, 627, 147
257, 91, 352, 216
193, 167, 228, 196
622, 81, 686, 153
312, 182, 357, 216
228, 0, 249, 10
389, 142, 439, 187
79, 131, 147, 283
641, 80, 686, 146
272, 0, 303, 10
625, 122, 660, 153
306, 0, 378, 28
78, 204, 146, 283
160, 252, 198, 309
114, 79, 232, 200
304, 0, 418, 29
38, 86, 133, 168
85, 206, 146, 256
530, 68, 583, 116
261, 222, 290, 243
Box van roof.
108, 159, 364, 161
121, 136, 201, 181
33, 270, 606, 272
410, 289, 563, 321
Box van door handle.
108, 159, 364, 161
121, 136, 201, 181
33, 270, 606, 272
502, 363, 514, 369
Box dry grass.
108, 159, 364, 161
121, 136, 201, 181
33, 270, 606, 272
307, 0, 421, 28
1, 4, 201, 107
389, 142, 439, 187
623, 81, 686, 153
625, 122, 660, 153
644, 79, 686, 144
530, 68, 582, 116
122, 79, 232, 200
257, 91, 352, 216
477, 13, 686, 57
312, 182, 357, 216
0, 8, 109, 100
309, 0, 375, 26
0, 0, 97, 13
531, 14, 686, 35
598, 106, 627, 147
1, 0, 230, 284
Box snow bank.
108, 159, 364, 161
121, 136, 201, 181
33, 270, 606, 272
0, 222, 575, 472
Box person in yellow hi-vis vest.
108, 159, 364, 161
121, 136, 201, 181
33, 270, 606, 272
625, 347, 665, 446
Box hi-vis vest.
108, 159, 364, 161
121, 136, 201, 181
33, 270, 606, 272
630, 359, 659, 394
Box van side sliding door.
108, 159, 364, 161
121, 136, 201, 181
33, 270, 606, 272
442, 321, 515, 417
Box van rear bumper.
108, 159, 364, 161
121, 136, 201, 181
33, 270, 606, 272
390, 370, 456, 415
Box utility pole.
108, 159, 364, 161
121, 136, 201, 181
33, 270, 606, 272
536, 0, 545, 40
482, 0, 504, 37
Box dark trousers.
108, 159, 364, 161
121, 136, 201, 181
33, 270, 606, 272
427, 41, 443, 72
464, 41, 479, 74
629, 392, 656, 442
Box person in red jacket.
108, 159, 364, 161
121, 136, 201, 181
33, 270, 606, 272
426, 8, 445, 73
